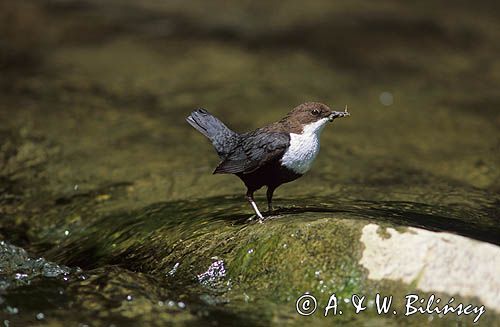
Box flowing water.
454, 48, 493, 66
0, 1, 499, 326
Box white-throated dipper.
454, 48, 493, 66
187, 102, 350, 221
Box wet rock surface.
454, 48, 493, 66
1, 0, 500, 325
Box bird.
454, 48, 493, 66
186, 102, 350, 221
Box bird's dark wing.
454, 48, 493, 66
213, 131, 290, 174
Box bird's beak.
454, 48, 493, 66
328, 105, 350, 122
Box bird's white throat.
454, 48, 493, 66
281, 118, 329, 174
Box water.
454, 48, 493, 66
1, 0, 499, 325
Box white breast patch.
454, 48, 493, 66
280, 118, 329, 174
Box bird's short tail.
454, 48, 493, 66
186, 109, 239, 158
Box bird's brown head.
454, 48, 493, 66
265, 102, 349, 134
286, 102, 333, 124
284, 101, 349, 125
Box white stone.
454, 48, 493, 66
359, 223, 500, 312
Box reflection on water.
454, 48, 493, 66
1, 0, 499, 325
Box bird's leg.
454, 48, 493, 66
266, 186, 275, 213
246, 190, 264, 222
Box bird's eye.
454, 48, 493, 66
311, 109, 320, 115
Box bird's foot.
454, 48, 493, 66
246, 214, 267, 223
248, 198, 264, 220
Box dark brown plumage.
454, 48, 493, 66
187, 102, 349, 221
